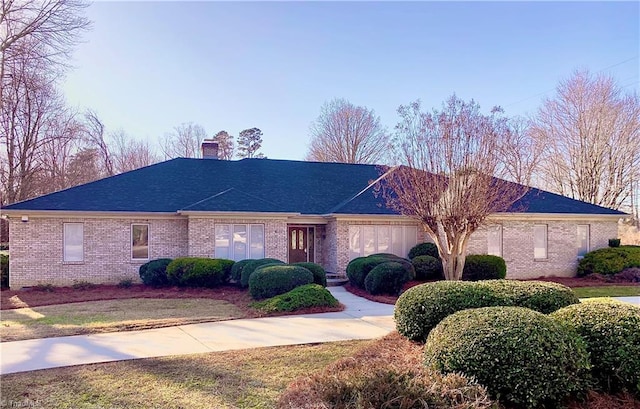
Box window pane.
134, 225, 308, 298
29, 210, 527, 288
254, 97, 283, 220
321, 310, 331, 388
250, 224, 265, 259
533, 225, 547, 259
404, 226, 417, 257
577, 225, 590, 257
132, 224, 149, 259
64, 223, 83, 262
487, 225, 502, 257
349, 226, 361, 260
391, 227, 403, 256
377, 226, 390, 254
363, 226, 376, 256
215, 225, 230, 259
233, 225, 247, 261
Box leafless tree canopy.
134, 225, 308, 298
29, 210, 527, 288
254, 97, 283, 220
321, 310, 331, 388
306, 98, 390, 164
211, 130, 234, 160
383, 96, 530, 280
160, 122, 206, 159
496, 116, 543, 186
532, 70, 640, 211
110, 130, 159, 173
237, 127, 264, 159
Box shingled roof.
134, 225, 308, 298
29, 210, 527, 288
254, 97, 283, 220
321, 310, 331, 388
2, 158, 625, 216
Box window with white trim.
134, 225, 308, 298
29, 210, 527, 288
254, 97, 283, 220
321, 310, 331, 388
131, 224, 149, 260
63, 223, 84, 262
577, 224, 590, 257
349, 225, 417, 260
487, 225, 503, 257
533, 224, 548, 260
215, 224, 264, 261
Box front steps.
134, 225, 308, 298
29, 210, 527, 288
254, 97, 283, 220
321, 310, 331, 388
326, 272, 348, 287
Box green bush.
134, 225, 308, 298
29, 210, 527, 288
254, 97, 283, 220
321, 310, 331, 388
551, 300, 640, 395
424, 306, 590, 408
138, 258, 172, 287
166, 257, 235, 288
249, 264, 314, 299
251, 284, 339, 313
292, 262, 327, 287
364, 262, 411, 295
230, 259, 252, 284
394, 280, 578, 342
577, 246, 640, 276
408, 242, 440, 259
462, 254, 506, 281
412, 255, 444, 281
609, 238, 621, 247
346, 254, 414, 289
0, 254, 8, 289
240, 258, 285, 288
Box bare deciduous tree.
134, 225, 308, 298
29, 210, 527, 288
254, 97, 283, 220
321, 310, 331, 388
382, 96, 530, 280
306, 98, 390, 164
237, 127, 264, 159
82, 109, 113, 176
496, 116, 543, 186
109, 130, 158, 173
161, 122, 206, 159
211, 130, 234, 160
531, 70, 640, 210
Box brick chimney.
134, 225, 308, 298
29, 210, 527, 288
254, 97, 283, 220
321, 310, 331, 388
201, 140, 219, 159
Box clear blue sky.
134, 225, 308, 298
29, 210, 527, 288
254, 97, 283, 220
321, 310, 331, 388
62, 1, 639, 160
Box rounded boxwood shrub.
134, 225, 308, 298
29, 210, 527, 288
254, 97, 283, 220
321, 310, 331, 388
240, 258, 285, 288
577, 246, 640, 276
251, 284, 339, 313
166, 257, 235, 288
346, 254, 414, 289
292, 262, 327, 287
412, 255, 444, 281
364, 261, 411, 295
551, 300, 640, 394
395, 280, 578, 342
408, 242, 439, 260
249, 264, 314, 299
230, 259, 252, 284
462, 254, 506, 281
139, 258, 172, 287
424, 306, 590, 408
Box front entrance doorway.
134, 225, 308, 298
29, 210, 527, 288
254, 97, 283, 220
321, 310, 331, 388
288, 226, 315, 263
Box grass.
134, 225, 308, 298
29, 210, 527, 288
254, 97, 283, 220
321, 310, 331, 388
0, 298, 244, 341
572, 285, 640, 298
0, 340, 369, 409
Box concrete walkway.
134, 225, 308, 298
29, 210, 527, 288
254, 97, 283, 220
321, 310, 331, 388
0, 287, 395, 375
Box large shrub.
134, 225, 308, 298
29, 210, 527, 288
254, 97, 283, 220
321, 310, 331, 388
0, 254, 8, 289
462, 254, 506, 281
551, 300, 640, 395
248, 264, 314, 299
424, 306, 590, 408
138, 258, 172, 287
292, 262, 327, 287
364, 261, 411, 295
166, 257, 235, 288
230, 259, 252, 284
346, 254, 414, 289
395, 280, 578, 342
412, 255, 444, 280
577, 246, 640, 276
251, 284, 339, 313
240, 258, 285, 288
408, 242, 439, 260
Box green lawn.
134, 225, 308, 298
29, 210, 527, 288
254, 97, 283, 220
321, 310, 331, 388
572, 285, 640, 299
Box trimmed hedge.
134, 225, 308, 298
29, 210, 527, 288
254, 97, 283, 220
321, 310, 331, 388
462, 254, 506, 281
248, 264, 314, 299
138, 258, 172, 287
424, 306, 590, 408
240, 258, 285, 288
251, 284, 339, 313
577, 246, 640, 276
166, 257, 235, 288
230, 259, 252, 284
346, 253, 414, 289
292, 262, 327, 287
551, 300, 640, 395
364, 261, 412, 295
395, 280, 578, 342
408, 242, 439, 260
412, 255, 444, 281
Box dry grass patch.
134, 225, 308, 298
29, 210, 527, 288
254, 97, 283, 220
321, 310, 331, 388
1, 298, 244, 341
0, 340, 367, 409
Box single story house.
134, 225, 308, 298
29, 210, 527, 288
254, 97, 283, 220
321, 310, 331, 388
1, 143, 624, 288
